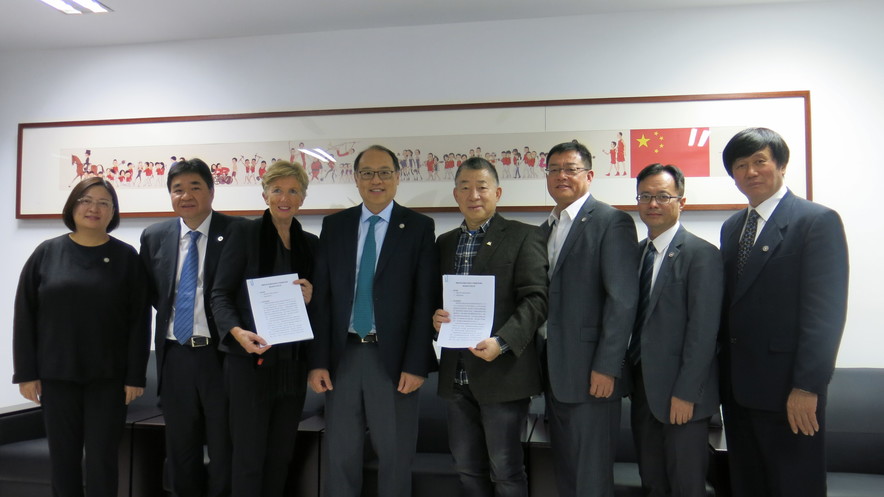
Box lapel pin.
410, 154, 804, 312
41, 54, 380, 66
399, 223, 405, 229
762, 245, 769, 252
486, 241, 492, 246
103, 257, 110, 263
668, 252, 674, 258
217, 235, 224, 242
580, 217, 587, 222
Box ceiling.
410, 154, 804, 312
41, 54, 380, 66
3, 0, 822, 52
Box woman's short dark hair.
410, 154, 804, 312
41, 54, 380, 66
722, 128, 790, 177
547, 141, 593, 170
62, 177, 121, 233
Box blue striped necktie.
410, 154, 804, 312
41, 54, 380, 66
353, 216, 380, 338
173, 230, 200, 344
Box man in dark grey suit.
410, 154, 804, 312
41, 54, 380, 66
627, 163, 723, 497
140, 158, 237, 497
540, 141, 639, 497
719, 128, 848, 497
432, 157, 547, 497
308, 145, 439, 497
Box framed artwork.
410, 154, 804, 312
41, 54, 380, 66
17, 91, 811, 218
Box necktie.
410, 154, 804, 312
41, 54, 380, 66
173, 230, 201, 344
737, 209, 760, 278
628, 241, 656, 365
353, 216, 380, 337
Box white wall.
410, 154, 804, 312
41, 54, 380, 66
2, 0, 881, 408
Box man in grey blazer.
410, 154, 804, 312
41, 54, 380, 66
719, 128, 848, 497
140, 158, 237, 497
540, 141, 639, 497
627, 163, 723, 497
432, 157, 547, 497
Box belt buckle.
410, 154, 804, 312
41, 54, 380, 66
188, 336, 210, 348
358, 334, 377, 344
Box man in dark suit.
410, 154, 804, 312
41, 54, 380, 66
540, 141, 639, 497
140, 158, 237, 497
719, 128, 849, 497
626, 163, 723, 497
307, 145, 438, 497
432, 157, 547, 497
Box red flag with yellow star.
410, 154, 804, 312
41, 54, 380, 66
629, 127, 710, 177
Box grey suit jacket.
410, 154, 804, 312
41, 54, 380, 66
720, 190, 848, 412
139, 211, 240, 391
436, 213, 548, 404
541, 195, 640, 403
628, 226, 723, 423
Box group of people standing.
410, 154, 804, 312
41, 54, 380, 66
14, 127, 848, 497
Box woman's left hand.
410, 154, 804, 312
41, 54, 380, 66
124, 385, 144, 405
295, 278, 313, 305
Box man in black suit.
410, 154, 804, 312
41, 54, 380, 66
432, 157, 547, 497
627, 163, 723, 497
308, 145, 438, 497
140, 158, 237, 497
719, 128, 849, 497
540, 141, 639, 497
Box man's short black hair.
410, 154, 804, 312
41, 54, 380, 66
166, 158, 214, 192
722, 128, 790, 177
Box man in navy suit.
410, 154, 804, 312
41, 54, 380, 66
719, 128, 849, 497
627, 163, 723, 497
540, 141, 639, 497
308, 145, 438, 497
140, 159, 237, 497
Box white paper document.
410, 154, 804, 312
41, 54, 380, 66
246, 273, 313, 345
438, 274, 495, 348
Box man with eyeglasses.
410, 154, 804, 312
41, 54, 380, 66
539, 141, 639, 497
308, 145, 439, 497
626, 163, 723, 497
719, 128, 848, 497
139, 158, 238, 497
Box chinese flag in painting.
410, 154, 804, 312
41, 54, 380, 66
629, 128, 710, 177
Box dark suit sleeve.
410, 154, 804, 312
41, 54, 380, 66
210, 221, 251, 346
595, 210, 640, 377
793, 209, 849, 394
139, 228, 159, 309
124, 247, 152, 387
400, 216, 440, 377
672, 241, 724, 403
494, 225, 548, 357
307, 216, 333, 372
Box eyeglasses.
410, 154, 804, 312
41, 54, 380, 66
545, 167, 588, 177
357, 169, 397, 181
636, 194, 682, 205
77, 197, 113, 210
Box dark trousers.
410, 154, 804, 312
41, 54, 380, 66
225, 354, 307, 497
722, 392, 828, 497
323, 340, 420, 497
446, 383, 530, 497
41, 378, 126, 497
630, 366, 710, 497
546, 392, 620, 497
161, 341, 231, 497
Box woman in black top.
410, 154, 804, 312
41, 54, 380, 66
211, 160, 317, 497
13, 177, 150, 497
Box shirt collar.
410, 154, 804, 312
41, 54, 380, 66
459, 216, 492, 235
751, 184, 789, 222
548, 190, 592, 225
360, 201, 394, 224
647, 221, 680, 254
179, 211, 212, 240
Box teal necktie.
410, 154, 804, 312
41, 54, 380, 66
173, 230, 200, 344
353, 216, 380, 337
